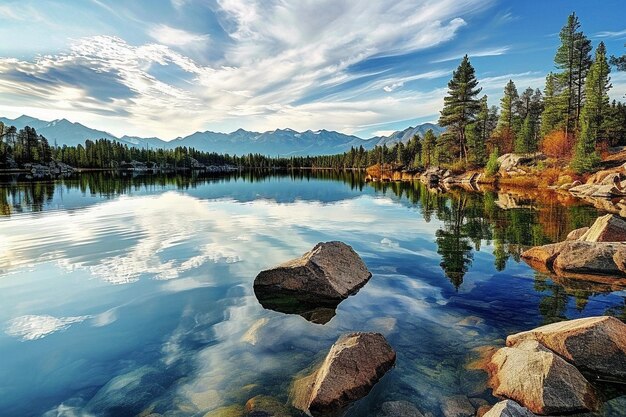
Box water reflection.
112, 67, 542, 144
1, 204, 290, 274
0, 172, 624, 417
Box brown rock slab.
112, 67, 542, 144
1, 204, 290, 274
579, 214, 626, 242
292, 332, 396, 415
520, 242, 566, 270
481, 400, 535, 417
254, 242, 371, 303
488, 340, 598, 415
506, 316, 626, 381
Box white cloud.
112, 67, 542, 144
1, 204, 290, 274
148, 24, 210, 48
384, 82, 404, 92
0, 0, 495, 138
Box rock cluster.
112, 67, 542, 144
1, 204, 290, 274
488, 316, 626, 415
506, 316, 626, 381
252, 242, 397, 415
521, 214, 626, 281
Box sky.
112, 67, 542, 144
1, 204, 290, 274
0, 0, 625, 140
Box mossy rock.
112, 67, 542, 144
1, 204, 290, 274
245, 395, 296, 417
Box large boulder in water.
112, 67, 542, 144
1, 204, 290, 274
488, 340, 598, 415
521, 240, 626, 278
506, 316, 626, 381
254, 242, 371, 303
292, 332, 396, 415
552, 241, 626, 276
579, 214, 626, 242
482, 400, 535, 417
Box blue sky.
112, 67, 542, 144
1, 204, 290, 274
0, 0, 625, 139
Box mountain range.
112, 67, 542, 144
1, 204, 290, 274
0, 115, 444, 157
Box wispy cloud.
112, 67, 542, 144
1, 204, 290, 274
431, 46, 511, 63
595, 29, 626, 38
0, 0, 495, 138
148, 24, 210, 48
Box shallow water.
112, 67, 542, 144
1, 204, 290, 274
0, 172, 624, 417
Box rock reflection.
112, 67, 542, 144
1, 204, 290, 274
254, 289, 338, 324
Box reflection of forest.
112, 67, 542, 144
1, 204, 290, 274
2, 172, 615, 315
367, 180, 600, 289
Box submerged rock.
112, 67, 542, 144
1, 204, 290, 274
481, 400, 535, 417
245, 395, 294, 417
506, 316, 626, 381
377, 400, 425, 417
254, 242, 372, 306
488, 340, 598, 415
292, 332, 396, 415
440, 395, 474, 417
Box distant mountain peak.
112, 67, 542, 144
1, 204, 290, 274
0, 114, 443, 157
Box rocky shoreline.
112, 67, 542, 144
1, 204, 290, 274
0, 159, 240, 179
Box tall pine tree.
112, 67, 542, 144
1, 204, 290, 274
554, 12, 592, 137
438, 55, 482, 164
496, 80, 520, 152
541, 72, 565, 137
573, 41, 611, 173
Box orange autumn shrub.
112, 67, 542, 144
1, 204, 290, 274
540, 130, 575, 159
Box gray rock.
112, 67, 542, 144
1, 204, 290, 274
292, 332, 396, 415
254, 241, 371, 302
378, 400, 425, 417
482, 400, 535, 417
440, 395, 474, 417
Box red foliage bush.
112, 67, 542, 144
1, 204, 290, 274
540, 130, 575, 159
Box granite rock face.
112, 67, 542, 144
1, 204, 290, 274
293, 332, 396, 415
578, 214, 626, 242
488, 340, 598, 415
506, 316, 626, 381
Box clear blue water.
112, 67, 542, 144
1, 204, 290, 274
0, 172, 624, 417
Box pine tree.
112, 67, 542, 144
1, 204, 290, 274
496, 80, 520, 151
421, 129, 437, 167
610, 43, 626, 71
466, 95, 490, 166
554, 12, 592, 137
438, 55, 482, 164
541, 72, 565, 137
573, 41, 611, 173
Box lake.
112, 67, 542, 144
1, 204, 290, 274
0, 172, 625, 417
